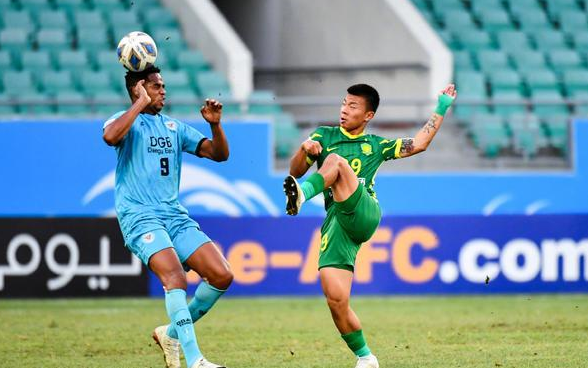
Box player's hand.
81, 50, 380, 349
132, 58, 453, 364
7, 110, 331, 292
133, 80, 151, 104
200, 99, 222, 125
301, 139, 322, 156
435, 83, 457, 116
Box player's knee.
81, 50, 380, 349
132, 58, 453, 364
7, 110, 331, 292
324, 153, 343, 166
161, 270, 188, 291
326, 293, 349, 313
209, 267, 233, 290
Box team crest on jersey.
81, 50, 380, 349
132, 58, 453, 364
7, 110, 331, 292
165, 121, 177, 131
142, 232, 155, 243
361, 143, 373, 155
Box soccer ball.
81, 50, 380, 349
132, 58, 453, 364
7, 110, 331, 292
116, 31, 158, 72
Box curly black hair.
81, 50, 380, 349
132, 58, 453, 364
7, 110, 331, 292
124, 65, 161, 99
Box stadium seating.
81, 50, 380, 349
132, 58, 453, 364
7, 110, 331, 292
413, 0, 585, 158
0, 0, 294, 156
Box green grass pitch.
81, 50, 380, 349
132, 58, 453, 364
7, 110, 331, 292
1, 295, 587, 367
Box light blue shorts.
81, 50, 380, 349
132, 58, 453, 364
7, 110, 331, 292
123, 213, 211, 266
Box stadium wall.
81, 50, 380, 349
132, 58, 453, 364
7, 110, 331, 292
213, 0, 452, 120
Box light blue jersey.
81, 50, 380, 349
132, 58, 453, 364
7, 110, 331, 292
104, 111, 211, 263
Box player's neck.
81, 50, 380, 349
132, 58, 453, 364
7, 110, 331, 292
340, 124, 366, 138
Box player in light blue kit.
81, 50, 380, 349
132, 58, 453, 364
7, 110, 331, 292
103, 66, 232, 368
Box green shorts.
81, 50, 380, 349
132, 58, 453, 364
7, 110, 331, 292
318, 184, 382, 272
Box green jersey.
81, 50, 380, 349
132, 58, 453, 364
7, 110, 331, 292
307, 126, 401, 210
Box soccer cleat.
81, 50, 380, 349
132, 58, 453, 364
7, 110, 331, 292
190, 357, 227, 368
152, 325, 181, 368
354, 354, 379, 368
283, 175, 303, 216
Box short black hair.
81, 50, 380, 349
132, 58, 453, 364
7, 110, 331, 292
347, 84, 380, 113
125, 65, 161, 99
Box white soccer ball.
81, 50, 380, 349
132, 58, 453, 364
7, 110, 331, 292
116, 31, 158, 72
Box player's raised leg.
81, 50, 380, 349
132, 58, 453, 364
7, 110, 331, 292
149, 248, 202, 368
284, 153, 358, 215
320, 267, 379, 368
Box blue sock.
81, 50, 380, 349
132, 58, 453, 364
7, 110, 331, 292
165, 289, 201, 367
168, 282, 226, 339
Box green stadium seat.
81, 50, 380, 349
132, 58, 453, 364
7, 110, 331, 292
516, 10, 551, 32
176, 50, 210, 73
89, 0, 127, 11
274, 113, 301, 159
2, 71, 37, 96
562, 70, 588, 95
453, 50, 474, 70
57, 50, 90, 73
59, 0, 90, 16
107, 10, 140, 27
508, 0, 542, 19
509, 113, 547, 157
92, 90, 127, 115
476, 50, 510, 73
557, 11, 586, 33
0, 93, 16, 115
569, 31, 588, 52
0, 29, 31, 60
41, 70, 77, 95
523, 69, 559, 92
456, 30, 493, 51
1, 11, 34, 33
19, 92, 54, 115
79, 70, 116, 95
492, 90, 526, 116
470, 0, 504, 18
20, 51, 53, 76
456, 71, 486, 96
489, 70, 523, 94
453, 94, 491, 121
95, 50, 121, 72
507, 113, 542, 135
144, 8, 177, 29
194, 70, 231, 98
411, 0, 429, 12
111, 25, 144, 44
37, 29, 70, 53
76, 28, 111, 51
478, 9, 513, 32
56, 91, 89, 115
0, 0, 15, 9
545, 0, 580, 22
74, 11, 105, 29
18, 0, 52, 19
162, 71, 191, 93
437, 30, 458, 49
431, 0, 464, 19
496, 31, 532, 52
531, 30, 569, 51
0, 50, 13, 69
570, 91, 588, 116
248, 90, 282, 115
109, 69, 127, 93
541, 115, 568, 154
37, 10, 70, 31
531, 90, 569, 117
511, 50, 547, 70
469, 114, 510, 157
441, 10, 477, 32
547, 50, 584, 73
152, 28, 186, 55
165, 88, 200, 115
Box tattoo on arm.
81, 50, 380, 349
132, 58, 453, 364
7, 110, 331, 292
422, 115, 439, 134
400, 138, 414, 154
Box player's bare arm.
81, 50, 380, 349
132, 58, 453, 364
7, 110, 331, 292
397, 83, 457, 158
197, 99, 229, 162
290, 139, 323, 178
103, 80, 151, 146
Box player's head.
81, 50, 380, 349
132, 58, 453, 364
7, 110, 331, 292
340, 84, 380, 132
125, 65, 166, 113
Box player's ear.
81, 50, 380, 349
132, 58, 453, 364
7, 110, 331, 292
365, 111, 375, 122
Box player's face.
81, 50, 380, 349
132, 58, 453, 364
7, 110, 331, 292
144, 73, 166, 113
339, 94, 374, 132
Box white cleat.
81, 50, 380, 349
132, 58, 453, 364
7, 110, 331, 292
152, 325, 181, 368
190, 357, 227, 368
283, 175, 303, 216
355, 354, 379, 368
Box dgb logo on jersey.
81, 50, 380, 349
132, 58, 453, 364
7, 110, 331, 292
361, 143, 373, 156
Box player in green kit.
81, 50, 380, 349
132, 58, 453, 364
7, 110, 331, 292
283, 83, 457, 368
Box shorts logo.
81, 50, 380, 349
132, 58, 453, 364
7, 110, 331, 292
142, 232, 155, 244
165, 121, 177, 131
361, 143, 373, 156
